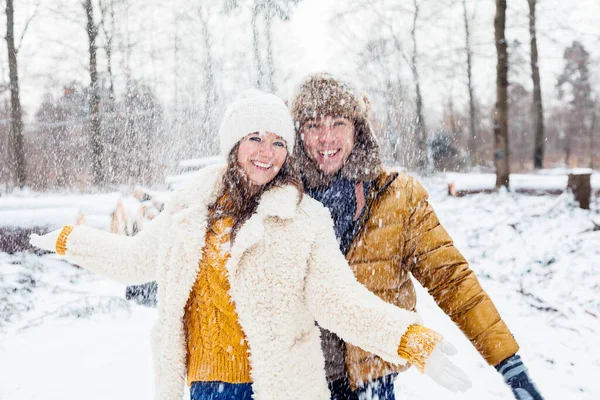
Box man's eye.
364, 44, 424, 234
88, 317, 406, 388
334, 121, 346, 127
306, 123, 318, 130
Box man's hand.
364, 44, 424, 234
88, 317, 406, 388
424, 340, 472, 393
30, 229, 62, 253
496, 354, 544, 400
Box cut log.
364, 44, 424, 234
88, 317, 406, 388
447, 172, 599, 198
567, 169, 592, 209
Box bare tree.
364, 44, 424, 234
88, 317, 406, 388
376, 0, 429, 170
590, 107, 596, 169
354, 37, 411, 164
196, 5, 218, 136
367, 0, 429, 170
508, 83, 532, 171
82, 0, 104, 186
264, 11, 276, 92
493, 0, 510, 189
97, 0, 120, 186
251, 6, 265, 90
528, 0, 545, 169
332, 0, 437, 171
557, 41, 594, 168
172, 9, 181, 121
250, 0, 301, 91
4, 0, 38, 188
408, 0, 427, 171
462, 0, 477, 166
98, 0, 116, 104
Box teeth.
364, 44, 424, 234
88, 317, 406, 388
252, 161, 271, 168
320, 150, 339, 157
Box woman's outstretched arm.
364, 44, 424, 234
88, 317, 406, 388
30, 209, 170, 285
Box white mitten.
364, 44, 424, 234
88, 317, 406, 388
30, 228, 63, 253
424, 340, 472, 392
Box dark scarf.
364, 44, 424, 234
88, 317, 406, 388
306, 177, 358, 255
306, 175, 371, 384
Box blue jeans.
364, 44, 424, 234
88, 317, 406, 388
329, 376, 359, 400
190, 381, 253, 400
355, 374, 397, 400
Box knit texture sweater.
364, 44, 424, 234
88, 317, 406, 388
184, 216, 251, 385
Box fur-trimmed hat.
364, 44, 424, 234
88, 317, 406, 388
290, 73, 382, 188
218, 90, 295, 156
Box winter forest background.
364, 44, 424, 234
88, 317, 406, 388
1, 0, 600, 189
1, 1, 600, 400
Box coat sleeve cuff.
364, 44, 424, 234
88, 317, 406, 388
56, 225, 75, 255
397, 324, 442, 373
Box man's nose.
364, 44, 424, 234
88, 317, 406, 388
318, 126, 335, 142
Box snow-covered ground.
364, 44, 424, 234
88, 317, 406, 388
1, 174, 599, 399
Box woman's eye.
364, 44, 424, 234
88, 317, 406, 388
274, 141, 285, 148
249, 136, 261, 142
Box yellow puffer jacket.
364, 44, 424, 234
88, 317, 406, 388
345, 169, 520, 389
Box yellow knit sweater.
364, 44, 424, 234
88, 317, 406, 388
184, 216, 252, 385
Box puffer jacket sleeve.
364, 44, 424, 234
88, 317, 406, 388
305, 205, 422, 366
62, 207, 170, 285
402, 177, 519, 366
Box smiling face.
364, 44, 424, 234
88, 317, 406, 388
237, 131, 288, 188
300, 116, 355, 176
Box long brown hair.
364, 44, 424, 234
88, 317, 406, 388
208, 141, 304, 238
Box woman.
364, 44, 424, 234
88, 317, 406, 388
30, 90, 470, 400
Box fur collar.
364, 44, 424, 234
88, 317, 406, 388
170, 163, 300, 220
168, 162, 302, 282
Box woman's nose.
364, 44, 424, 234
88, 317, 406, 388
258, 142, 273, 157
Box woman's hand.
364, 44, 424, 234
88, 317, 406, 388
424, 340, 472, 392
30, 226, 72, 254
398, 325, 471, 392
30, 229, 61, 252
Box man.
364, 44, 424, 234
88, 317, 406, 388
290, 73, 543, 400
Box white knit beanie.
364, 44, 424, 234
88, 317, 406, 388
218, 90, 295, 157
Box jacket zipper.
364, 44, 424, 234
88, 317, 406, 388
346, 172, 399, 259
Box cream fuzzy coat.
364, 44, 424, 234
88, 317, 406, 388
62, 165, 421, 400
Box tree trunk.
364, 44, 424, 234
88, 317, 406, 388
462, 0, 477, 166
100, 0, 116, 104
264, 12, 276, 93
447, 97, 457, 136
99, 0, 117, 185
384, 79, 398, 158
105, 38, 115, 103
567, 171, 591, 209
590, 110, 596, 169
493, 0, 510, 189
529, 0, 545, 170
5, 0, 26, 188
565, 113, 571, 166
410, 0, 427, 171
172, 11, 180, 124
84, 0, 104, 186
199, 7, 217, 136
252, 4, 264, 90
